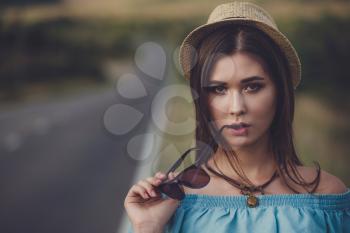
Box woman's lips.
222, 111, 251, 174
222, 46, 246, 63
227, 125, 249, 136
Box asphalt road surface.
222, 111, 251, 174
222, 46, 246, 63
0, 81, 161, 233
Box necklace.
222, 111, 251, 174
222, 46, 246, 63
205, 164, 279, 208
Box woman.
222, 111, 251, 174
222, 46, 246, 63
124, 2, 350, 233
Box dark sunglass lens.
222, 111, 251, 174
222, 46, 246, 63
178, 165, 210, 188
158, 182, 185, 200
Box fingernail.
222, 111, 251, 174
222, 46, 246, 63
151, 190, 156, 196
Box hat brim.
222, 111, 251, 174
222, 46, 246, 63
179, 19, 301, 89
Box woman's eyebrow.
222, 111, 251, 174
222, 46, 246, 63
207, 81, 227, 85
208, 76, 265, 85
241, 76, 265, 83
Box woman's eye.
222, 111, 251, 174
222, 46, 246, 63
213, 86, 226, 94
204, 85, 227, 95
244, 83, 263, 92
206, 84, 262, 94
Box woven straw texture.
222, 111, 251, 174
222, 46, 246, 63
179, 1, 301, 89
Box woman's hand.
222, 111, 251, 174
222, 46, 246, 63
124, 172, 180, 233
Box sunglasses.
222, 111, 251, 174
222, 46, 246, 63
155, 125, 227, 200
156, 147, 210, 200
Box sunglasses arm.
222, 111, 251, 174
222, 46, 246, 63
164, 148, 200, 177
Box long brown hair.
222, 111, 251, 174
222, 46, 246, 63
189, 24, 320, 194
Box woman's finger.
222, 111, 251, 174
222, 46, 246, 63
129, 184, 150, 200
146, 176, 162, 186
155, 172, 166, 180
138, 180, 157, 197
169, 171, 179, 180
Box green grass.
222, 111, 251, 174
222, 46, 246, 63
294, 93, 350, 185
2, 0, 350, 24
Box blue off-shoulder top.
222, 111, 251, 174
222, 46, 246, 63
128, 189, 350, 233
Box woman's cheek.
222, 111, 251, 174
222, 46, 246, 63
250, 97, 276, 131
208, 97, 226, 121
209, 95, 227, 112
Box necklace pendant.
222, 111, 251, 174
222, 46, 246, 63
246, 194, 259, 208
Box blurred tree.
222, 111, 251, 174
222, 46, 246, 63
291, 14, 350, 103
0, 0, 60, 7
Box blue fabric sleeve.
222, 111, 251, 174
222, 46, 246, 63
124, 189, 350, 233
165, 188, 350, 233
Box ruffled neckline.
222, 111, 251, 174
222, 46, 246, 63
180, 188, 350, 210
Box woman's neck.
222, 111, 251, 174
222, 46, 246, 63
209, 135, 277, 185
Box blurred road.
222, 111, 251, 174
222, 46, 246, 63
0, 82, 159, 233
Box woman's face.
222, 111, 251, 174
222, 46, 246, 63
206, 52, 277, 149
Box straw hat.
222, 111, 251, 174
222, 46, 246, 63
179, 1, 301, 89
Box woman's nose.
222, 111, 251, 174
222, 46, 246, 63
228, 91, 246, 116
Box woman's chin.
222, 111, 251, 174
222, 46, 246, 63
226, 138, 252, 149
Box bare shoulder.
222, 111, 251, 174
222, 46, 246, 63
297, 166, 348, 194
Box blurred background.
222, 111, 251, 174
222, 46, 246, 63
0, 0, 349, 232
